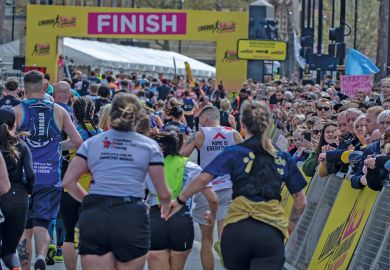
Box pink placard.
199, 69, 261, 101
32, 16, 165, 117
340, 75, 372, 97
88, 12, 187, 35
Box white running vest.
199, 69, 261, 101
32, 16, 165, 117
199, 126, 236, 191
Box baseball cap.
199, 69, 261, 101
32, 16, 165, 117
0, 108, 16, 127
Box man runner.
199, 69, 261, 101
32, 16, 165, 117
180, 106, 243, 270
14, 71, 82, 270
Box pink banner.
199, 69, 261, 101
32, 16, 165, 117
88, 12, 187, 35
340, 75, 372, 97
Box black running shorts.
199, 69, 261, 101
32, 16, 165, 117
149, 205, 194, 251
78, 195, 150, 262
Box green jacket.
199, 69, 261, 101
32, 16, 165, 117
302, 151, 318, 177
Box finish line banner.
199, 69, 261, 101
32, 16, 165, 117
308, 180, 378, 270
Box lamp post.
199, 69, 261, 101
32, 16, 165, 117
178, 0, 184, 53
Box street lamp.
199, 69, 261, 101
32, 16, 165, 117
178, 0, 184, 53
5, 0, 15, 41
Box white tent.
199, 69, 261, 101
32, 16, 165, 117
63, 38, 215, 78
0, 39, 20, 64
0, 38, 216, 78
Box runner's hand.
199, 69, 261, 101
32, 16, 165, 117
160, 201, 172, 220
204, 210, 215, 226
165, 199, 183, 220
318, 153, 326, 162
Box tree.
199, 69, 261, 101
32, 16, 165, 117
376, 0, 388, 80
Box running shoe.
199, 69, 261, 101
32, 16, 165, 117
54, 247, 64, 263
45, 244, 56, 265
34, 258, 46, 270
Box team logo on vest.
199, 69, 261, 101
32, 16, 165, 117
243, 152, 255, 173
103, 138, 112, 148
207, 132, 229, 151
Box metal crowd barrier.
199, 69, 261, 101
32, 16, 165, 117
285, 172, 345, 270
348, 183, 390, 270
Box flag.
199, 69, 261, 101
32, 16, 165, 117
184, 61, 194, 86
173, 57, 177, 82
345, 48, 380, 75
294, 31, 305, 69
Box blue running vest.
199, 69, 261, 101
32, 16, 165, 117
19, 99, 62, 186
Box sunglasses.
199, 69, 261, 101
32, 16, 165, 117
317, 106, 330, 111
313, 129, 322, 135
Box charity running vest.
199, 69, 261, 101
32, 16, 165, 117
199, 126, 235, 191
19, 99, 62, 186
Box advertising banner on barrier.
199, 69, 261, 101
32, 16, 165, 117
308, 180, 378, 270
281, 166, 313, 218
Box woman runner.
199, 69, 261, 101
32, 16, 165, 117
168, 100, 307, 270
61, 97, 101, 270
63, 93, 171, 270
146, 131, 217, 270
0, 108, 34, 269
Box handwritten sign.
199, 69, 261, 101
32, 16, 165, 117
340, 75, 371, 97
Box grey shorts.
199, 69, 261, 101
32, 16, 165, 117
192, 188, 232, 225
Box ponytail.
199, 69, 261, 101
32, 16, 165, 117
0, 123, 20, 162
110, 93, 145, 131
240, 100, 276, 157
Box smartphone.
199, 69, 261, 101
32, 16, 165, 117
303, 132, 312, 142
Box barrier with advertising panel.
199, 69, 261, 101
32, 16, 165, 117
26, 5, 248, 91
280, 165, 313, 218
307, 180, 378, 270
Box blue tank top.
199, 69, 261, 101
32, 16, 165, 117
183, 98, 194, 112
19, 99, 62, 186
149, 114, 157, 128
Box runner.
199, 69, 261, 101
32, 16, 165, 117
162, 106, 191, 138
0, 77, 21, 109
13, 70, 82, 270
219, 99, 236, 129
146, 131, 218, 270
169, 100, 307, 270
63, 93, 172, 270
182, 90, 198, 131
180, 106, 243, 270
0, 151, 10, 193
0, 108, 34, 269
61, 97, 101, 270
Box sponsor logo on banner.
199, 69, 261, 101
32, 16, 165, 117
197, 20, 236, 33
38, 15, 77, 28
31, 43, 50, 56
308, 182, 378, 270
88, 12, 187, 35
222, 50, 239, 62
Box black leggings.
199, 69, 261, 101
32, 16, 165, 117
221, 218, 285, 270
0, 184, 29, 262
60, 192, 81, 243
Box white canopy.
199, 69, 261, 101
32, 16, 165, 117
63, 38, 215, 78
0, 38, 216, 78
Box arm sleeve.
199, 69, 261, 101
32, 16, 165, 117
149, 140, 164, 166
351, 174, 365, 189
21, 142, 35, 194
366, 168, 384, 191
76, 140, 88, 160
202, 148, 235, 177
285, 152, 307, 194
302, 152, 318, 177
326, 149, 344, 163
